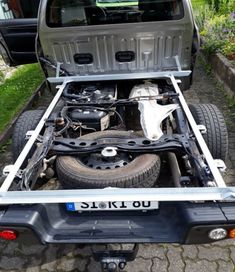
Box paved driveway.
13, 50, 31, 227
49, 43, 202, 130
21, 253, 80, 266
0, 60, 235, 271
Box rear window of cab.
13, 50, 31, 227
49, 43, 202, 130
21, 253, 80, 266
46, 0, 184, 28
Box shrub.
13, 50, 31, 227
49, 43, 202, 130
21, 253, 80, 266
192, 0, 235, 61
200, 13, 235, 59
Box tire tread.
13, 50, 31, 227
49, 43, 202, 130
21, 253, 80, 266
189, 104, 228, 160
12, 110, 44, 162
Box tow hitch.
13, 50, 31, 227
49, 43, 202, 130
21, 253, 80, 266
93, 244, 139, 271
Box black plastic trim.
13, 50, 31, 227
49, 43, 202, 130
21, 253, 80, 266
0, 202, 234, 244
74, 53, 93, 64
115, 51, 135, 63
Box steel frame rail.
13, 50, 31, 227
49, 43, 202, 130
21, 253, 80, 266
0, 187, 234, 204
0, 71, 230, 204
47, 71, 192, 84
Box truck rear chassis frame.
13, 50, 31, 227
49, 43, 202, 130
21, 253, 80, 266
2, 71, 235, 205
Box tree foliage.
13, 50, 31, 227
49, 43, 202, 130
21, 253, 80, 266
192, 0, 235, 61
206, 0, 235, 13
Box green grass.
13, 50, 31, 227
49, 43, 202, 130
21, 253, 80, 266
0, 139, 11, 154
192, 0, 207, 11
0, 64, 44, 133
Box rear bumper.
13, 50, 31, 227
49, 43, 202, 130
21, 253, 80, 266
0, 202, 235, 244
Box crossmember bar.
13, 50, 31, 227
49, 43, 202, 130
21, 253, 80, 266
0, 187, 234, 204
47, 71, 191, 83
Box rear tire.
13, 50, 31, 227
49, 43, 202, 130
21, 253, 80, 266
12, 110, 44, 164
180, 76, 191, 91
56, 130, 161, 189
189, 104, 228, 160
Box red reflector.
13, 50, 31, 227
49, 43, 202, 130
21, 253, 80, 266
0, 230, 18, 240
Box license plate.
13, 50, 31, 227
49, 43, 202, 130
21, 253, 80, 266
66, 201, 159, 211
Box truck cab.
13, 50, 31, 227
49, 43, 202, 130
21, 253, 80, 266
0, 0, 199, 90
40, 0, 199, 90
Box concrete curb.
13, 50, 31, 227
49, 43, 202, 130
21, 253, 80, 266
0, 80, 46, 145
208, 53, 235, 96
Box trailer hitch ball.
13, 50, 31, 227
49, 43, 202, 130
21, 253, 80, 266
102, 259, 126, 271
103, 262, 117, 271
108, 262, 117, 271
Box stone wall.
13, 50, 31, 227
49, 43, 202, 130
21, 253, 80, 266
208, 53, 235, 96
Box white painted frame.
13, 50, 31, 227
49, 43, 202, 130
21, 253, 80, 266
1, 72, 231, 205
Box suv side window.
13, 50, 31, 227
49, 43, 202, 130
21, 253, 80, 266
47, 0, 184, 28
0, 0, 40, 19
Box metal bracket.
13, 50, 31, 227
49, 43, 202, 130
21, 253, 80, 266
174, 56, 182, 71
3, 165, 23, 179
56, 62, 63, 78
166, 78, 181, 85
40, 156, 57, 178
25, 130, 43, 143
197, 125, 207, 134
222, 191, 235, 200
214, 159, 227, 172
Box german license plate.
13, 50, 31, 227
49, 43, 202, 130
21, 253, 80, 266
66, 201, 159, 211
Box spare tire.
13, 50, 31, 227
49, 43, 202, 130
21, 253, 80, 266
56, 130, 161, 189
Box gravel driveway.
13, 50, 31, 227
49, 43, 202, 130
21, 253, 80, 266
0, 59, 235, 272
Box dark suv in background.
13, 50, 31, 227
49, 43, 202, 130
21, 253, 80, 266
0, 0, 40, 65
